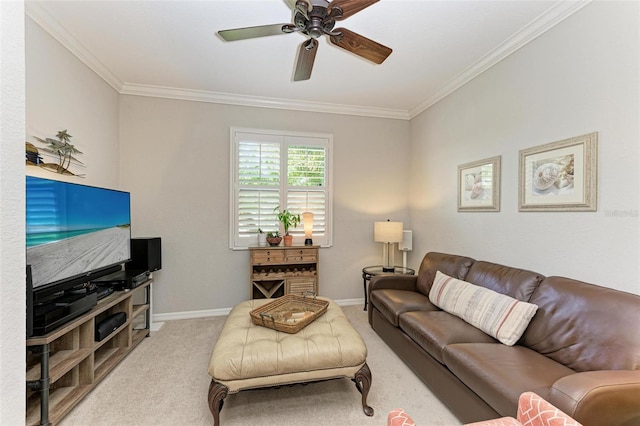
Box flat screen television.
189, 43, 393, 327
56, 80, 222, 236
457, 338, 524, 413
26, 176, 131, 298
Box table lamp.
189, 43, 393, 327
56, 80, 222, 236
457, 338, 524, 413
302, 212, 314, 246
374, 220, 403, 272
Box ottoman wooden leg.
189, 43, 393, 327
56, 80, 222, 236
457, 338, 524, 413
208, 379, 228, 426
352, 363, 374, 416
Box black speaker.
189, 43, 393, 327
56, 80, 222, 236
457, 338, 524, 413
26, 265, 34, 338
95, 312, 127, 342
126, 237, 161, 272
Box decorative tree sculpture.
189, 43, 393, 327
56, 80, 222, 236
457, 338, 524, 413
33, 130, 83, 175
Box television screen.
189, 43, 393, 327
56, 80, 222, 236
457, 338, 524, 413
26, 176, 131, 292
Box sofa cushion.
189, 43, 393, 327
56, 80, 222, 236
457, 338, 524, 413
370, 289, 437, 327
523, 276, 640, 372
415, 252, 475, 297
465, 261, 544, 302
399, 310, 497, 363
443, 343, 575, 416
430, 272, 538, 346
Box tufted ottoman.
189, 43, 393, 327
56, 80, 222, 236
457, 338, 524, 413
207, 297, 373, 425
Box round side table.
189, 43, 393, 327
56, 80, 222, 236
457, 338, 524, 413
362, 265, 415, 311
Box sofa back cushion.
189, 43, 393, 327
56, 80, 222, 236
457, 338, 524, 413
416, 252, 475, 297
465, 261, 544, 302
523, 276, 640, 372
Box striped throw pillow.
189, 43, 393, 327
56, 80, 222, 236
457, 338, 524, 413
430, 271, 538, 346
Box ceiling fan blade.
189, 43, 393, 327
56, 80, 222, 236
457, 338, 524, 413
328, 0, 379, 20
218, 24, 290, 41
329, 27, 391, 64
294, 38, 318, 81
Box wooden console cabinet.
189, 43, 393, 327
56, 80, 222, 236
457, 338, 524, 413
249, 246, 319, 299
26, 280, 152, 425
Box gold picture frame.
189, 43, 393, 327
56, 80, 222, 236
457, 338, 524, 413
519, 132, 597, 212
457, 156, 501, 212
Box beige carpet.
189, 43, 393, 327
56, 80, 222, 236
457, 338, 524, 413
59, 304, 460, 426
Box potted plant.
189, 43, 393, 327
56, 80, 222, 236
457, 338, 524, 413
266, 231, 282, 246
274, 207, 301, 246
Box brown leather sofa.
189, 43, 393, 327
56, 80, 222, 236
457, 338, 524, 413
368, 252, 640, 425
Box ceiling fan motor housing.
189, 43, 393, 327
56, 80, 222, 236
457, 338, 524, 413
295, 4, 339, 39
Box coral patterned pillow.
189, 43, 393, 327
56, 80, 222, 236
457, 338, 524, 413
429, 271, 538, 345
387, 408, 416, 426
517, 392, 582, 426
464, 417, 521, 426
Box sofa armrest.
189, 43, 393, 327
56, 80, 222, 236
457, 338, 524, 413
369, 275, 418, 292
548, 370, 640, 426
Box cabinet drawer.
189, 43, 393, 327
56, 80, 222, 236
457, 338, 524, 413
285, 249, 317, 263
251, 250, 285, 264
286, 278, 317, 296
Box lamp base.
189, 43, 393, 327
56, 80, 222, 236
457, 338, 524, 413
381, 242, 396, 273
304, 238, 313, 246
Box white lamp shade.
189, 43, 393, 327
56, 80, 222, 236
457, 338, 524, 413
302, 212, 314, 237
374, 221, 403, 243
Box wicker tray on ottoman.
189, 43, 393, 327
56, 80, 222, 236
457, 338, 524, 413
249, 293, 329, 333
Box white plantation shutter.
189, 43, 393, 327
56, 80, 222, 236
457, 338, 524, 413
286, 190, 326, 237
238, 142, 280, 185
287, 145, 326, 186
236, 138, 281, 237
231, 128, 332, 248
237, 189, 280, 236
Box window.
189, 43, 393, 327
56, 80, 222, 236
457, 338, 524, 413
230, 128, 333, 249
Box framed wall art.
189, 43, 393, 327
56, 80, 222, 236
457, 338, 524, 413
457, 155, 501, 212
519, 132, 597, 212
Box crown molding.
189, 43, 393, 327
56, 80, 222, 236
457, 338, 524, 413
408, 0, 592, 119
25, 1, 124, 92
25, 0, 590, 121
120, 83, 411, 120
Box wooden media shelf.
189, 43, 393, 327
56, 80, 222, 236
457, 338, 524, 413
26, 280, 152, 425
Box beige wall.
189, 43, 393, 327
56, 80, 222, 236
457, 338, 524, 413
25, 18, 120, 187
118, 96, 411, 314
409, 1, 640, 294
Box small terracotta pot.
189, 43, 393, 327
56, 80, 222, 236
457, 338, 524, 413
283, 235, 293, 246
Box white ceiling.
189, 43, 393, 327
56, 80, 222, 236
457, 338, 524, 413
26, 0, 590, 119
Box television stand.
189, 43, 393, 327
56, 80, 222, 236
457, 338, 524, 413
25, 279, 152, 425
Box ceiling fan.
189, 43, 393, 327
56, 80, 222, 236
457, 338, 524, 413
218, 0, 392, 81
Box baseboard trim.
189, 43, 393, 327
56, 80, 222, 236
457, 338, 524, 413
152, 298, 364, 323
